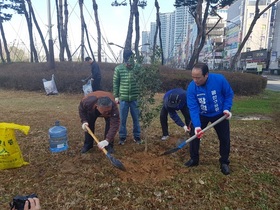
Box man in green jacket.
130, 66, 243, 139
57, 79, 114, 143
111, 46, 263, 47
113, 49, 141, 145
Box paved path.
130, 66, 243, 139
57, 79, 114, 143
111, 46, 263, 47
263, 73, 280, 91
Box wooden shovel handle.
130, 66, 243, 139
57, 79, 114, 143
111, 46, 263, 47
85, 125, 108, 155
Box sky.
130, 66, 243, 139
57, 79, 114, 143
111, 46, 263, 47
4, 0, 175, 62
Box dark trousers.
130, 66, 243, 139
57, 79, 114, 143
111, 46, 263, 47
91, 78, 101, 91
83, 113, 114, 150
189, 114, 230, 165
160, 106, 190, 136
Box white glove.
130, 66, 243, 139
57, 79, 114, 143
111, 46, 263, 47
183, 125, 190, 132
82, 122, 89, 132
115, 97, 119, 104
223, 110, 232, 120
195, 127, 204, 138
97, 140, 109, 149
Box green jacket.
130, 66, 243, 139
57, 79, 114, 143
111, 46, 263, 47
113, 63, 140, 102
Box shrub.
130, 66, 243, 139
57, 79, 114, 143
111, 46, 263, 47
0, 62, 267, 95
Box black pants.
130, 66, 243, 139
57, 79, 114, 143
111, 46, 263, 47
160, 106, 190, 136
83, 112, 114, 150
189, 114, 230, 165
91, 78, 101, 91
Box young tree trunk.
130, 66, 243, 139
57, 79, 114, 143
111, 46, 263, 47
229, 0, 279, 71
92, 0, 101, 62
26, 0, 49, 62
0, 21, 11, 63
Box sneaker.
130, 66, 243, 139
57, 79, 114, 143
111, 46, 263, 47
161, 135, 169, 141
118, 138, 126, 145
134, 137, 142, 144
220, 164, 230, 175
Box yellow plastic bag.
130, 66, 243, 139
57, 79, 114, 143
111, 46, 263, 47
0, 123, 30, 170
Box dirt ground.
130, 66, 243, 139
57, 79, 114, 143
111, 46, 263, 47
0, 90, 279, 209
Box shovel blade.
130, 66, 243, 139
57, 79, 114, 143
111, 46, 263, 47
106, 153, 126, 171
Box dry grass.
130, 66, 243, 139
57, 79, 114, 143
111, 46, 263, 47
0, 90, 279, 210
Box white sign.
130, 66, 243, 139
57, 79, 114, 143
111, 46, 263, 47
246, 62, 258, 69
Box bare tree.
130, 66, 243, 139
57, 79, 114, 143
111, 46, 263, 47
56, 0, 71, 61
0, 10, 11, 63
92, 0, 101, 62
133, 0, 140, 59
78, 0, 95, 61
0, 26, 10, 63
19, 0, 38, 62
79, 0, 85, 60
229, 0, 279, 71
174, 0, 234, 69
26, 0, 49, 62
152, 0, 163, 64
124, 0, 135, 53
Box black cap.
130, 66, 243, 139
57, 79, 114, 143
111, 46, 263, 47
85, 57, 92, 61
167, 94, 181, 108
123, 50, 133, 62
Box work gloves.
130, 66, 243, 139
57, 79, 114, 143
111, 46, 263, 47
115, 98, 119, 104
183, 125, 190, 133
98, 140, 109, 149
223, 110, 232, 120
195, 127, 204, 139
82, 122, 89, 132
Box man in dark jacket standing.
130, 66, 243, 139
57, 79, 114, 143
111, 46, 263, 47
85, 57, 101, 91
79, 91, 120, 154
160, 88, 191, 141
113, 49, 141, 145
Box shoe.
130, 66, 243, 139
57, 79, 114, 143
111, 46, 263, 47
220, 164, 230, 175
118, 138, 126, 145
161, 135, 169, 141
134, 137, 142, 144
80, 146, 92, 154
184, 159, 199, 167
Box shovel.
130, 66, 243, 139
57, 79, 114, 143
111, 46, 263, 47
161, 115, 227, 156
85, 125, 126, 171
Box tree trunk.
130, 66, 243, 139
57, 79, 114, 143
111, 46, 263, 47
79, 0, 85, 60
229, 0, 279, 71
134, 0, 140, 60
63, 0, 72, 61
154, 0, 163, 65
22, 0, 38, 62
58, 0, 64, 61
92, 0, 101, 62
0, 39, 4, 63
186, 0, 209, 70
27, 0, 49, 62
124, 0, 135, 53
0, 21, 11, 63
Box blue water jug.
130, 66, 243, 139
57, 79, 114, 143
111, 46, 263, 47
48, 121, 68, 152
